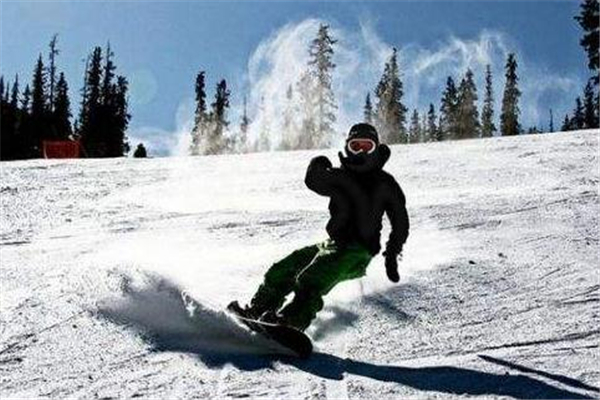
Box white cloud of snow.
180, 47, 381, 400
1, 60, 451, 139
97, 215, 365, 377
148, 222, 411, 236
160, 18, 582, 156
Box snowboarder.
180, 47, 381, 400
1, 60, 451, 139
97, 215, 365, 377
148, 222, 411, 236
230, 123, 409, 332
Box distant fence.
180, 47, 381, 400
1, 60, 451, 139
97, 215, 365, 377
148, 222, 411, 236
42, 140, 81, 159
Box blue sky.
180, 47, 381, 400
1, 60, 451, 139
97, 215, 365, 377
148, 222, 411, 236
0, 1, 588, 155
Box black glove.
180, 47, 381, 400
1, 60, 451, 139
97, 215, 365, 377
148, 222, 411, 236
383, 251, 401, 283
311, 155, 332, 170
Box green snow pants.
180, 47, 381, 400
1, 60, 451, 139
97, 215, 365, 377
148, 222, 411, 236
249, 240, 373, 331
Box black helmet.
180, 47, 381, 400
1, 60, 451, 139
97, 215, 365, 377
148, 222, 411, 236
347, 123, 379, 144
340, 123, 389, 173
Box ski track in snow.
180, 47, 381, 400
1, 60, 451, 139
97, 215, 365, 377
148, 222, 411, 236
0, 130, 599, 399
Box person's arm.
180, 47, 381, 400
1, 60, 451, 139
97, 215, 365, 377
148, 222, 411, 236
383, 178, 410, 282
304, 156, 337, 196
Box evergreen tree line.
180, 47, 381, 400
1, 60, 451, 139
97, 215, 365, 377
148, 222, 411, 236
189, 72, 233, 155
0, 36, 131, 160
189, 23, 339, 155
366, 51, 528, 145
562, 0, 599, 132
188, 3, 597, 156
188, 25, 550, 156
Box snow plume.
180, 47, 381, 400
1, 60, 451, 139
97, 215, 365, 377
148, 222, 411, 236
97, 269, 288, 356
308, 221, 461, 338
241, 20, 581, 152
401, 30, 581, 130
160, 19, 580, 155
244, 19, 394, 151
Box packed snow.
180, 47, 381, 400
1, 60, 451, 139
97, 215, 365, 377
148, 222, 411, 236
0, 130, 598, 399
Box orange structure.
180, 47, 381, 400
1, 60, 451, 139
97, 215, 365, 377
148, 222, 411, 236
42, 140, 81, 159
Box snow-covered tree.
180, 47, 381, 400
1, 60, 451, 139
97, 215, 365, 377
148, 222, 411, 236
296, 24, 337, 150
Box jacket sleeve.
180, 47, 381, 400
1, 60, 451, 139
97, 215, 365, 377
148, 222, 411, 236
384, 178, 410, 256
304, 156, 337, 196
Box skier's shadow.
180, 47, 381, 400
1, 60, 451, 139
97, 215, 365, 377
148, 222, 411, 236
284, 352, 597, 399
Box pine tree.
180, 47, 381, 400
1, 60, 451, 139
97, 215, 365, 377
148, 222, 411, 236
54, 72, 72, 139
575, 0, 599, 85
280, 85, 296, 150
79, 47, 103, 156
297, 70, 317, 149
307, 24, 337, 148
101, 42, 116, 109
0, 77, 13, 160
0, 76, 17, 160
133, 143, 147, 158
364, 93, 373, 124
31, 55, 47, 120
19, 83, 33, 159
190, 70, 207, 155
572, 97, 585, 129
111, 75, 131, 156
481, 64, 496, 138
421, 112, 428, 143
583, 79, 599, 128
21, 84, 31, 112
207, 79, 230, 154
375, 48, 407, 144
47, 35, 59, 112
30, 55, 47, 156
562, 114, 572, 131
10, 75, 19, 109
439, 76, 459, 140
456, 69, 480, 139
500, 53, 522, 136
409, 109, 420, 143
427, 104, 440, 141
239, 95, 250, 152
77, 45, 129, 157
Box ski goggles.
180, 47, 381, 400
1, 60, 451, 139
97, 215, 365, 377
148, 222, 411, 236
347, 138, 377, 154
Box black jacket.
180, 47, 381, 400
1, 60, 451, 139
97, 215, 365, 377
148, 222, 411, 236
304, 144, 409, 257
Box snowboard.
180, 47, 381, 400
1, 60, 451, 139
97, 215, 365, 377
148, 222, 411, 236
227, 301, 313, 358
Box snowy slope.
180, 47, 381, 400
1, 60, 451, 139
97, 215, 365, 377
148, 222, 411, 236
1, 130, 598, 399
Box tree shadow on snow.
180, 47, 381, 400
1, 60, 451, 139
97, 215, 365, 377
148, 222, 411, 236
286, 352, 595, 399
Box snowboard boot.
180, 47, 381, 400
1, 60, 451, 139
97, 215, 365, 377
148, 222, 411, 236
259, 310, 288, 326
227, 301, 263, 320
